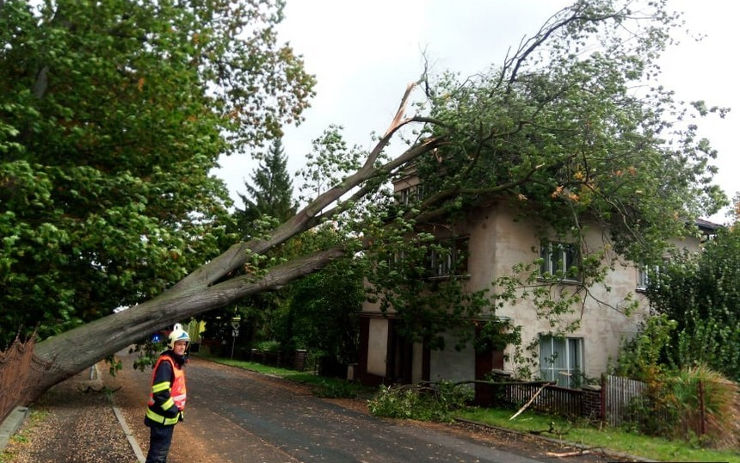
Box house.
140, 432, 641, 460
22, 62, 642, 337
357, 179, 718, 389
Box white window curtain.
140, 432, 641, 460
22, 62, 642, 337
539, 335, 583, 388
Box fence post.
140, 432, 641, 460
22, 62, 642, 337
698, 380, 706, 436
600, 374, 606, 423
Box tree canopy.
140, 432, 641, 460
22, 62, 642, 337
355, 0, 728, 349
411, 2, 726, 262
0, 0, 314, 347
644, 224, 740, 381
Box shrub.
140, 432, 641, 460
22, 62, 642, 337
368, 385, 420, 419
626, 364, 739, 448
368, 381, 473, 422
255, 340, 281, 353
672, 365, 739, 448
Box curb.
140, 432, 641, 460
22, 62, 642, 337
112, 403, 145, 463
96, 362, 145, 463
454, 418, 657, 462
0, 406, 29, 452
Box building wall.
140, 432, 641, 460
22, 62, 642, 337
360, 200, 706, 384
465, 203, 651, 379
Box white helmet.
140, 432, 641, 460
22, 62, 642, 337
168, 323, 190, 349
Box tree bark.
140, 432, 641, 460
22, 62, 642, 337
25, 247, 345, 404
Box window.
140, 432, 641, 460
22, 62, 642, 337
539, 335, 583, 388
425, 238, 468, 279
539, 242, 580, 281
397, 184, 427, 206
385, 238, 468, 279
636, 264, 660, 291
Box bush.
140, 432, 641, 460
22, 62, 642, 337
255, 340, 281, 353
368, 386, 420, 419
672, 365, 739, 448
626, 364, 739, 448
368, 381, 473, 422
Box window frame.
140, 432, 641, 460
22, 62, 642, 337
397, 184, 427, 206
636, 264, 660, 292
424, 237, 469, 280
539, 335, 584, 389
539, 241, 581, 283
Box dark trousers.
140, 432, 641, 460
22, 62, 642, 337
145, 423, 175, 463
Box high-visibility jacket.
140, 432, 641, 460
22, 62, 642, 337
145, 352, 186, 426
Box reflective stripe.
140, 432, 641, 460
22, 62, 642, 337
151, 381, 170, 393
146, 408, 179, 426
161, 397, 175, 411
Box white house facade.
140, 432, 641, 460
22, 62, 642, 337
357, 198, 713, 389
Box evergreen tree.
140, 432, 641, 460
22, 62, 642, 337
236, 139, 297, 234
218, 139, 297, 355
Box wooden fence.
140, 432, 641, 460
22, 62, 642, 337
603, 374, 646, 427
504, 382, 598, 418
474, 380, 602, 420
475, 374, 714, 438
474, 375, 645, 425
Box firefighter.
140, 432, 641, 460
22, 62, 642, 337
144, 323, 189, 463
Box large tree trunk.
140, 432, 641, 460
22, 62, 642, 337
22, 247, 345, 405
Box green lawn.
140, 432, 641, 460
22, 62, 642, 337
199, 354, 739, 463
458, 407, 739, 463
198, 354, 373, 398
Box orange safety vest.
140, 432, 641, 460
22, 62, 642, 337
146, 354, 186, 425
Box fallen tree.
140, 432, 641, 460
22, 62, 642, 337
0, 0, 727, 421
5, 82, 441, 416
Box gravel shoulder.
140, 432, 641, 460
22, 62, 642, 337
2, 363, 137, 463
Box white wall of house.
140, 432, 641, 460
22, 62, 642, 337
465, 203, 652, 380
360, 200, 707, 385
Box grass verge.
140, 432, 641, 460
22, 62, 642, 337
457, 407, 740, 462
196, 353, 373, 399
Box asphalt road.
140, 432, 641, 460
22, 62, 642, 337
179, 357, 545, 463
99, 351, 622, 463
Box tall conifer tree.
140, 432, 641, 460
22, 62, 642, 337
236, 139, 297, 234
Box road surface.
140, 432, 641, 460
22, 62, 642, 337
105, 351, 608, 463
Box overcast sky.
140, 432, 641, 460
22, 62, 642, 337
214, 0, 738, 224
